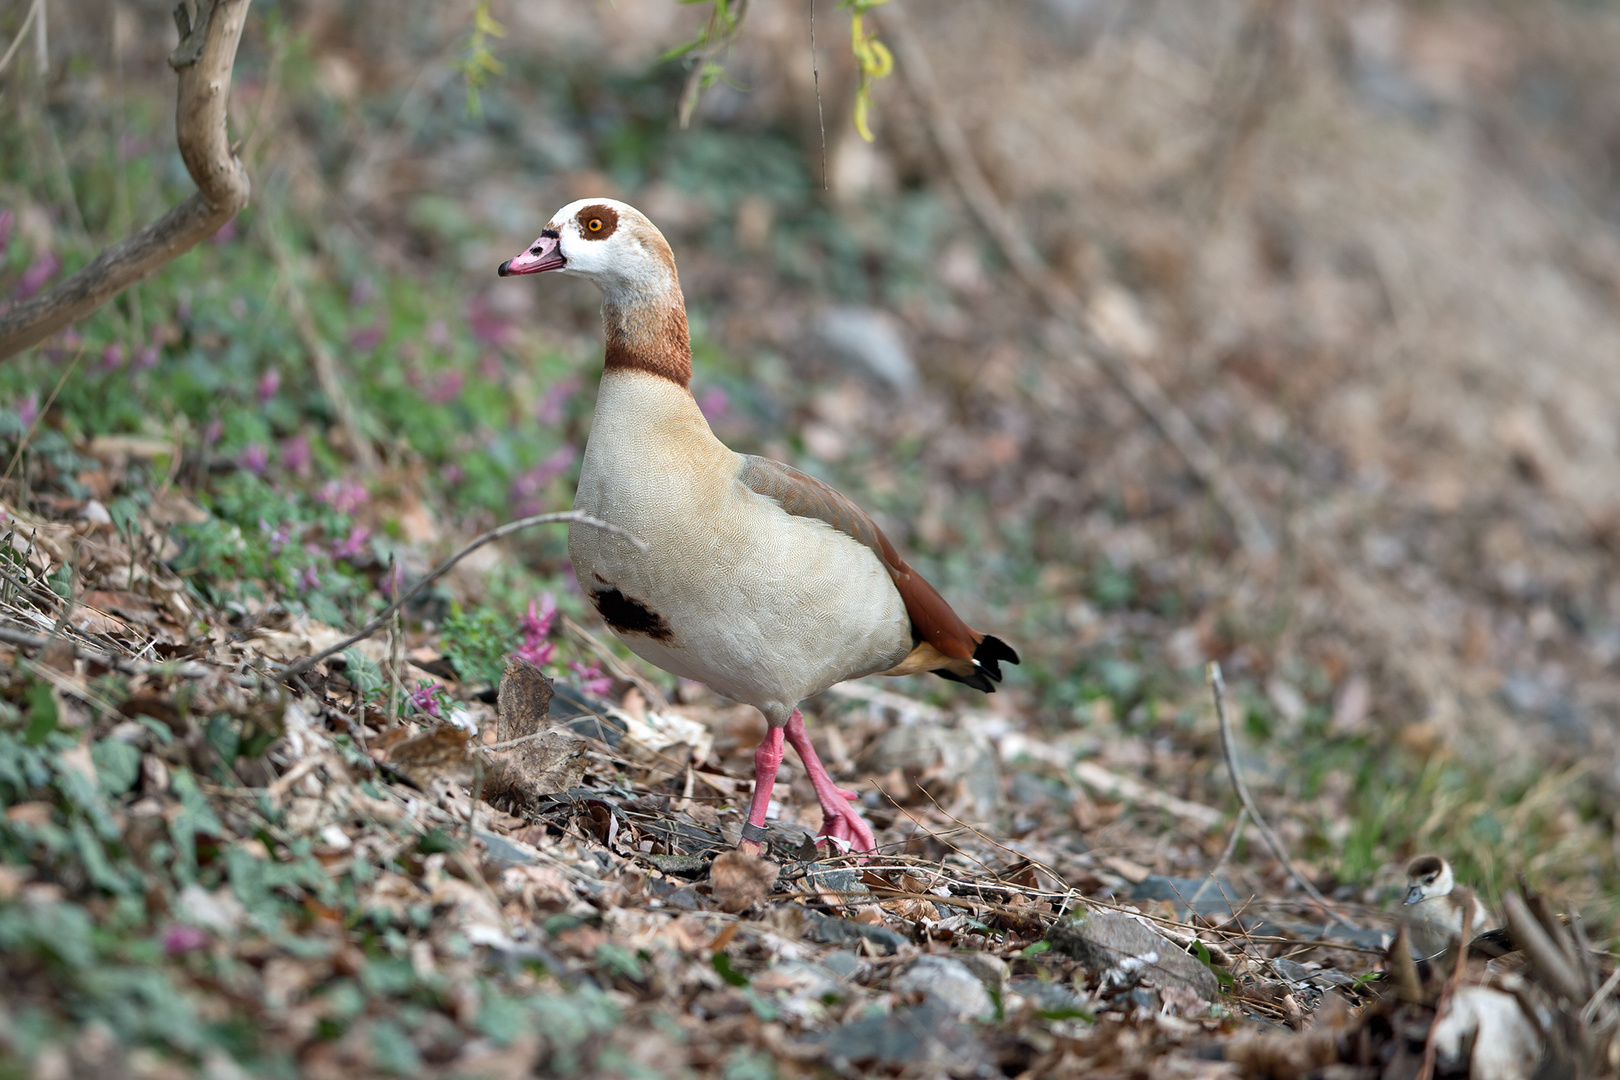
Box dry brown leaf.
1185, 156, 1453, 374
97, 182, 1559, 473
496, 655, 553, 742
709, 850, 779, 914
382, 723, 476, 787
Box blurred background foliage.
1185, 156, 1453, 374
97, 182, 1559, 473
3, 0, 1620, 929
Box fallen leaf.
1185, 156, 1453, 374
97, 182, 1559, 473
496, 656, 553, 743
709, 850, 779, 914
383, 723, 476, 787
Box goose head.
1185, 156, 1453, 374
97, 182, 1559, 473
1403, 854, 1455, 905
497, 198, 677, 304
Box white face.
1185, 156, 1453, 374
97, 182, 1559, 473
1404, 860, 1454, 904
499, 198, 674, 304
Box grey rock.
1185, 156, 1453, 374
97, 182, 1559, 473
1270, 958, 1313, 985
1009, 978, 1091, 1017
802, 913, 909, 955
1132, 875, 1251, 921
1047, 908, 1220, 999
955, 951, 1009, 992
893, 956, 995, 1021
813, 1002, 988, 1073
821, 950, 864, 980
815, 307, 918, 393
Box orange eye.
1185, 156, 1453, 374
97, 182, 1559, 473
587, 218, 603, 232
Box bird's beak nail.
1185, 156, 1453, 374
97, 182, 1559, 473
1403, 887, 1423, 905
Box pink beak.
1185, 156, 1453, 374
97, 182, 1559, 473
498, 232, 564, 276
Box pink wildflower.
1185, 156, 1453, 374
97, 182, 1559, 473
425, 319, 449, 348
16, 254, 59, 300
239, 444, 269, 475
203, 419, 223, 447
134, 344, 160, 370
101, 344, 125, 370
349, 278, 375, 308
349, 324, 384, 352
262, 520, 291, 554
212, 220, 237, 244
426, 371, 464, 404
514, 594, 557, 667
408, 681, 443, 718
332, 525, 370, 562
257, 369, 281, 403
163, 924, 210, 955
569, 660, 613, 697
299, 565, 321, 591
279, 435, 312, 473
697, 386, 730, 424
316, 478, 369, 514
537, 377, 580, 426
15, 392, 39, 428
439, 463, 464, 485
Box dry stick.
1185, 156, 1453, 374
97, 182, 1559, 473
881, 6, 1275, 563
264, 230, 379, 475
0, 0, 42, 79
1206, 661, 1357, 929
809, 0, 826, 190
1581, 966, 1620, 1027
280, 511, 646, 681
1189, 806, 1247, 909
2, 345, 84, 484
0, 0, 253, 361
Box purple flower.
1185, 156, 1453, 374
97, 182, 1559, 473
439, 463, 464, 485
203, 419, 223, 447
514, 594, 557, 667
262, 520, 291, 554
697, 386, 730, 424
511, 445, 578, 500
349, 324, 384, 352
464, 297, 510, 347
16, 254, 60, 300
101, 343, 125, 371
426, 319, 449, 348
569, 660, 613, 697
537, 378, 579, 426
349, 278, 375, 308
0, 210, 12, 254
426, 371, 464, 405
15, 392, 39, 428
299, 564, 321, 591
163, 924, 210, 955
479, 354, 503, 381
134, 344, 160, 370
238, 444, 269, 475
331, 525, 370, 562
279, 435, 311, 473
408, 681, 443, 718
42, 327, 81, 363
316, 478, 369, 514
380, 561, 406, 599
257, 369, 281, 403
212, 220, 237, 244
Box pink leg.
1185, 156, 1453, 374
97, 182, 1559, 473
738, 726, 784, 856
784, 710, 876, 855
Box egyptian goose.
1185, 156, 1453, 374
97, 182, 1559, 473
498, 199, 1018, 854
1403, 855, 1494, 959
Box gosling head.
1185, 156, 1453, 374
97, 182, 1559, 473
1403, 854, 1455, 905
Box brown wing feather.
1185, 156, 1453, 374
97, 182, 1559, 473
736, 456, 981, 660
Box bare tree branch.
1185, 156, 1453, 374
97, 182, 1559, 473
0, 0, 253, 362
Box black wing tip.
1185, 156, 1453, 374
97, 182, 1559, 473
932, 635, 1021, 694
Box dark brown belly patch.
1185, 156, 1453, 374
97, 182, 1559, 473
590, 587, 673, 642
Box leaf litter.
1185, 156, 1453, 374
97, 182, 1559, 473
0, 481, 1613, 1080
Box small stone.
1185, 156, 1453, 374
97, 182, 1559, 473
1047, 908, 1219, 999
802, 912, 908, 955
893, 955, 995, 1021
955, 951, 1009, 991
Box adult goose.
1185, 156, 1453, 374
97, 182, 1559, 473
499, 198, 1018, 853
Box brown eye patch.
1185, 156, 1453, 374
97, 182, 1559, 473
576, 204, 619, 241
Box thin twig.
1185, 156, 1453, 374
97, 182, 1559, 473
0, 0, 42, 80
809, 0, 826, 190
1189, 806, 1247, 908
280, 510, 646, 680
2, 345, 84, 484
881, 6, 1275, 563
1581, 966, 1620, 1027
0, 621, 243, 681
1207, 661, 1356, 928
